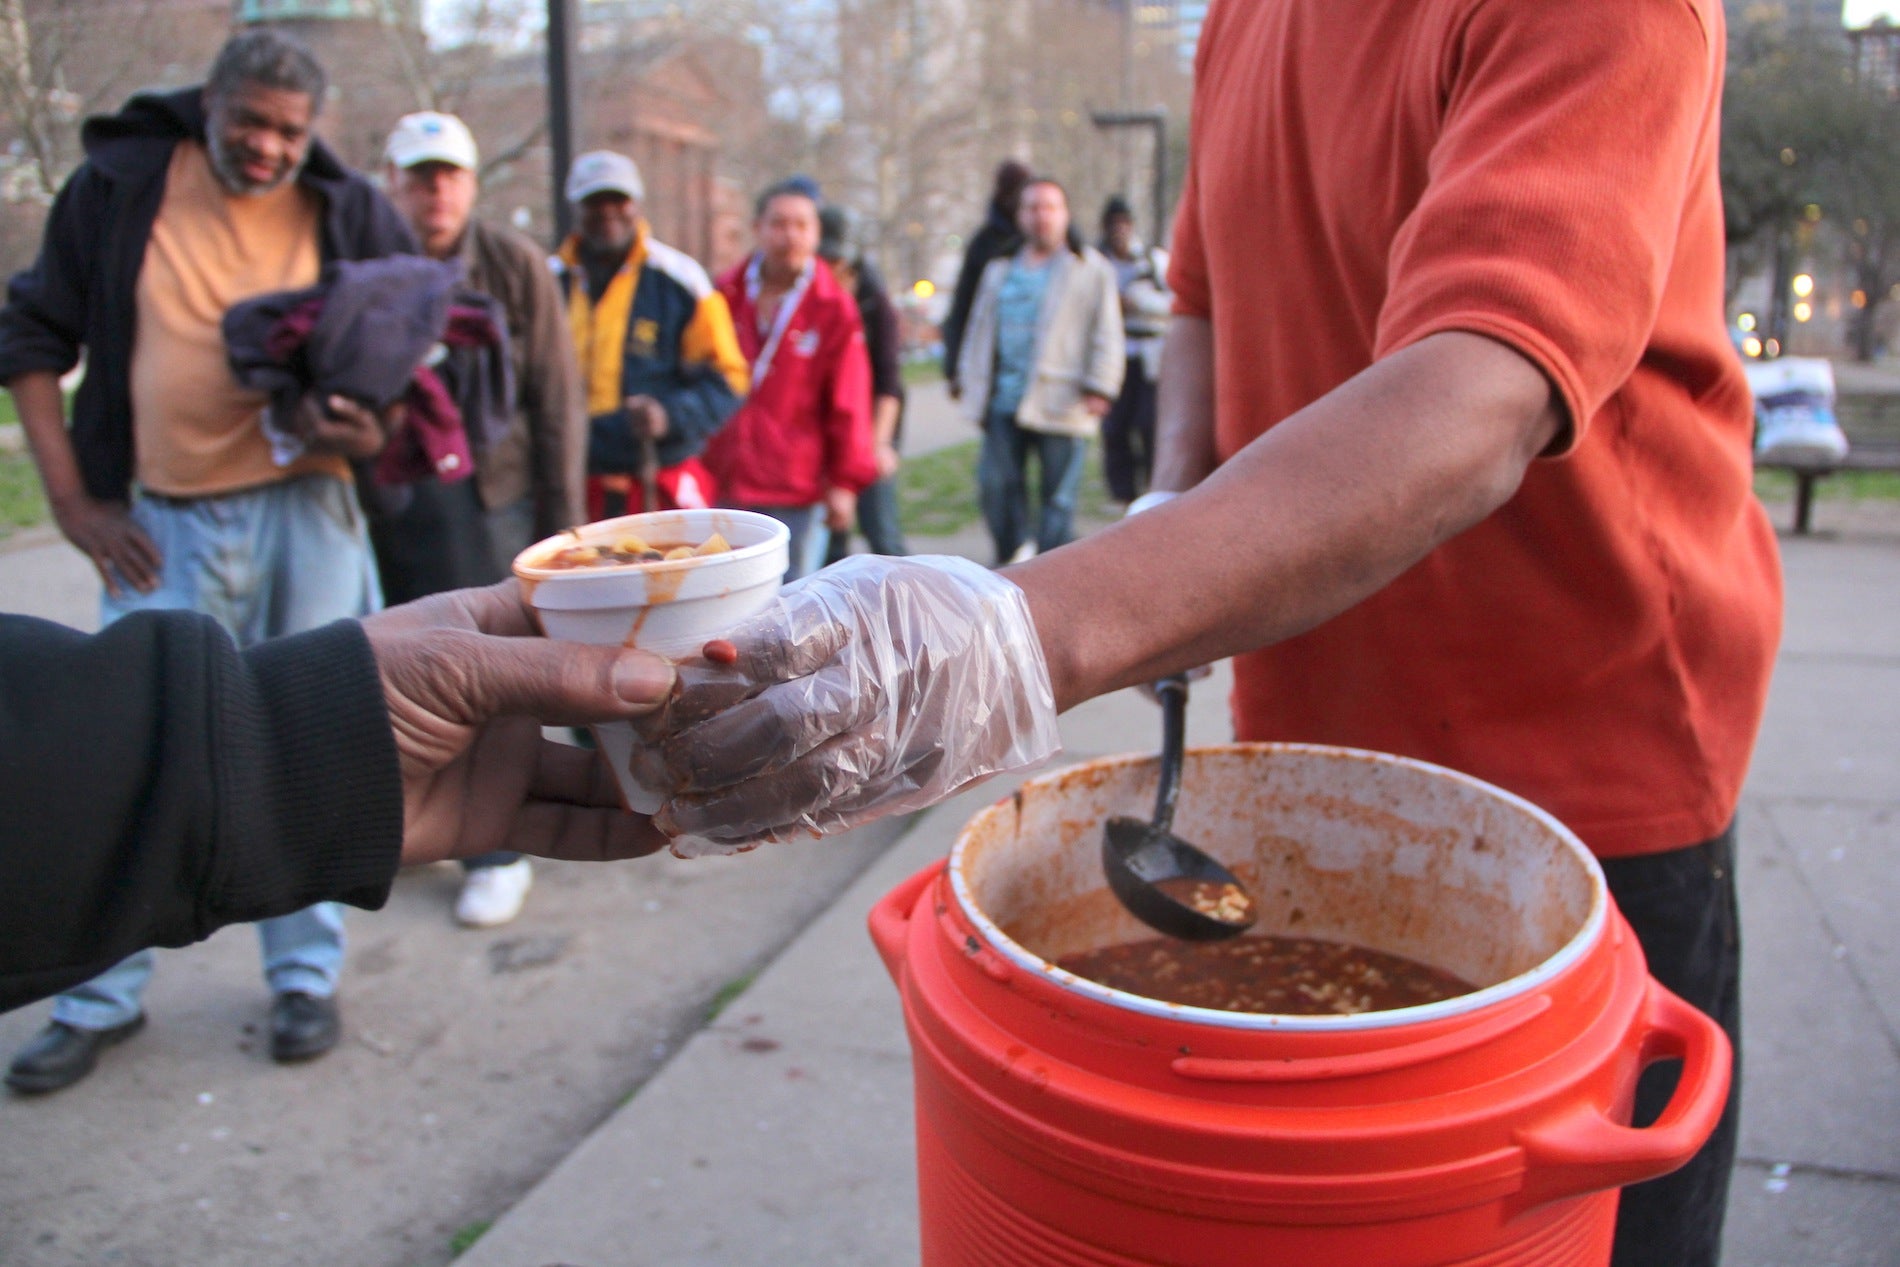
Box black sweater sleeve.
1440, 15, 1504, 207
0, 612, 403, 1012
850, 259, 906, 408
0, 162, 101, 383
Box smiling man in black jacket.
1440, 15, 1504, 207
0, 28, 416, 1092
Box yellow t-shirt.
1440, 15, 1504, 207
131, 140, 346, 496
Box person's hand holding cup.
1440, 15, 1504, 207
512, 510, 791, 826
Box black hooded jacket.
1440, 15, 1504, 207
0, 86, 417, 503
940, 201, 1022, 387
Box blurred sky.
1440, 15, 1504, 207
1845, 1, 1900, 25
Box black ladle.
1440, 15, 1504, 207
1102, 675, 1260, 941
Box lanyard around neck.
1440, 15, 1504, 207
745, 254, 814, 384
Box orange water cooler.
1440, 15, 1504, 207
869, 745, 1730, 1267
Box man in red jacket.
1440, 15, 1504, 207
708, 180, 877, 579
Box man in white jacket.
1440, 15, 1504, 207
954, 178, 1123, 564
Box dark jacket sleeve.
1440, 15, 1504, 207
329, 172, 420, 262
590, 287, 746, 474
940, 237, 987, 384
515, 240, 587, 534
0, 613, 403, 1013
651, 367, 742, 470
0, 163, 105, 383
942, 220, 1017, 384
859, 266, 906, 405
591, 366, 742, 473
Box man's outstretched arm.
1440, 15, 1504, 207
0, 584, 678, 1012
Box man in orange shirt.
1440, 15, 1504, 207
0, 30, 414, 1091
638, 5, 1775, 1261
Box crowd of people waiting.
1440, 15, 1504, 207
0, 24, 1167, 1095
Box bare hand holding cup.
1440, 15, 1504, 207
362, 581, 677, 867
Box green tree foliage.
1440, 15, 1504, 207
1722, 18, 1900, 359
1722, 22, 1858, 323
1829, 69, 1900, 359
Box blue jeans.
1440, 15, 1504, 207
978, 405, 1086, 564
53, 906, 349, 1029
52, 475, 380, 1030
742, 503, 824, 582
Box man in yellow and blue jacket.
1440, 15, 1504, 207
553, 151, 748, 518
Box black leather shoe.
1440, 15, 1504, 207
5, 1015, 146, 1094
269, 991, 341, 1063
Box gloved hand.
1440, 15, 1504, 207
638, 555, 1061, 851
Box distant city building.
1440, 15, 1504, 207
1726, 0, 1846, 31
1847, 15, 1900, 93
237, 0, 418, 20
1131, 0, 1206, 66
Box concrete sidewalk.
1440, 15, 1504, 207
2, 433, 1895, 1264
459, 515, 1900, 1266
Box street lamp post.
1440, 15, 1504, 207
547, 0, 581, 244
1089, 108, 1169, 244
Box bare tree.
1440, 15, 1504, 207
0, 0, 215, 197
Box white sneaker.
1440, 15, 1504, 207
1008, 542, 1038, 564
454, 859, 534, 928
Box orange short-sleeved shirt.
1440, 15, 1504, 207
1171, 0, 1782, 857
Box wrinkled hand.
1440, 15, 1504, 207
300, 394, 396, 460
52, 493, 162, 597
625, 394, 669, 440
823, 485, 857, 533
637, 555, 1062, 847
362, 581, 678, 866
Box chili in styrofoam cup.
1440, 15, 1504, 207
514, 508, 790, 814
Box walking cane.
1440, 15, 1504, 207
640, 432, 660, 514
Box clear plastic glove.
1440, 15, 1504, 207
638, 555, 1061, 852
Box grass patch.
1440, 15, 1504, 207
1754, 467, 1900, 501
899, 440, 982, 537
447, 1219, 491, 1256
901, 357, 945, 388
705, 974, 754, 1022
0, 449, 48, 538
899, 438, 1118, 543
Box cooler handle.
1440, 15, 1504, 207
1515, 980, 1732, 1202
868, 860, 944, 981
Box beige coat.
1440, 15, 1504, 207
956, 246, 1125, 437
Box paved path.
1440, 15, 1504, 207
2, 431, 1896, 1264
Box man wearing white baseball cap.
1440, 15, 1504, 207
382, 110, 587, 928
565, 149, 644, 204
553, 149, 747, 524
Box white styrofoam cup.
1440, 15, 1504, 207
514, 509, 790, 813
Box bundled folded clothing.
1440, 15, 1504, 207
224, 255, 513, 487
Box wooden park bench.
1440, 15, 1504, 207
1754, 437, 1900, 534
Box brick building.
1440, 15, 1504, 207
0, 0, 752, 275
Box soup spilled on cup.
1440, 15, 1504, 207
539, 531, 732, 570
1055, 934, 1477, 1016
